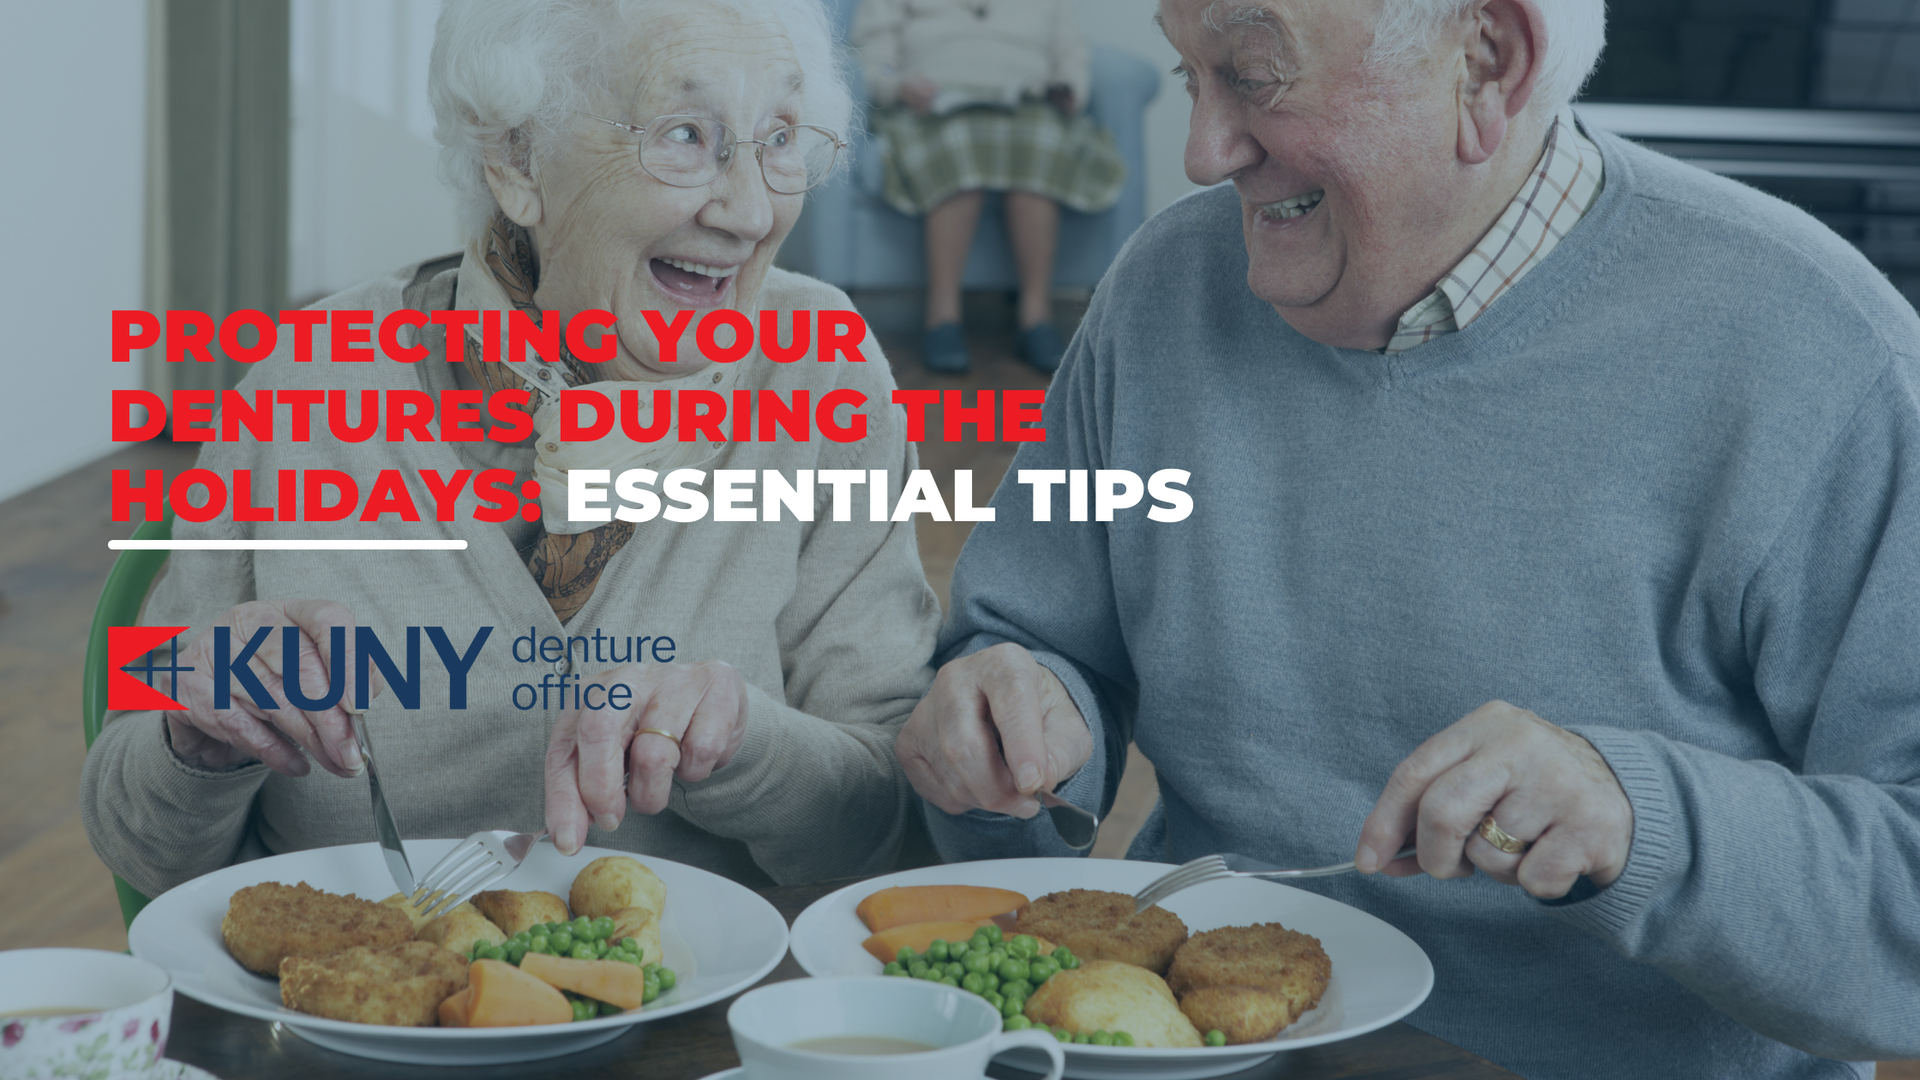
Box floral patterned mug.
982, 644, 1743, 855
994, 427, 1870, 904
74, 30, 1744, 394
0, 948, 174, 1079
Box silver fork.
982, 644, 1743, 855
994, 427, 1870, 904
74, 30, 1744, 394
1133, 847, 1420, 913
409, 829, 549, 920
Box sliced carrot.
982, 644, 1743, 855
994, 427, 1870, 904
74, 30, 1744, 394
861, 919, 997, 963
855, 886, 1030, 932
520, 952, 646, 1010
465, 958, 573, 1027
436, 987, 472, 1027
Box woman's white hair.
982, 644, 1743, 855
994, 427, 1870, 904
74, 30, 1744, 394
1368, 0, 1606, 110
429, 0, 851, 240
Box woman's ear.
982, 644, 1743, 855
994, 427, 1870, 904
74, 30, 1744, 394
483, 133, 543, 227
1456, 0, 1544, 165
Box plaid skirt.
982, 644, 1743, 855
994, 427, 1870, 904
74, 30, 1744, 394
872, 100, 1127, 215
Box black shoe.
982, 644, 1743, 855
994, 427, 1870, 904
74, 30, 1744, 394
1017, 322, 1065, 375
923, 322, 970, 374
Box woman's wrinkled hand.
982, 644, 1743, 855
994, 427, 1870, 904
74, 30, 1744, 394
544, 659, 749, 855
895, 643, 1091, 819
1354, 701, 1635, 900
163, 600, 376, 778
901, 74, 939, 114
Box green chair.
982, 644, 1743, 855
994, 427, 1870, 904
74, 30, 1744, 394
83, 512, 173, 928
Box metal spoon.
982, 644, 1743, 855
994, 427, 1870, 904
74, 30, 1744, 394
1037, 789, 1100, 851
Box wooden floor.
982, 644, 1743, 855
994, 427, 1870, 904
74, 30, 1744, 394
1, 299, 1906, 1078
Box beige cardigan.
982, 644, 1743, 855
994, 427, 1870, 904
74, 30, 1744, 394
853, 0, 1092, 109
81, 258, 942, 896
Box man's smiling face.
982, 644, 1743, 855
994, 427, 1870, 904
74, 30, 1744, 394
1163, 0, 1469, 347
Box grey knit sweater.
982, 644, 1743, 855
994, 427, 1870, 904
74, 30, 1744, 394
927, 126, 1920, 1079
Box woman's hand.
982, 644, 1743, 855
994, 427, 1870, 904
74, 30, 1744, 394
163, 600, 374, 777
544, 660, 749, 855
901, 74, 939, 114
1353, 701, 1635, 899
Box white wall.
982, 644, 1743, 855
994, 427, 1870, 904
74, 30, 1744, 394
0, 3, 148, 503
288, 0, 463, 303
1076, 0, 1196, 216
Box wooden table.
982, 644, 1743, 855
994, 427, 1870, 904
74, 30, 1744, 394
164, 880, 1519, 1080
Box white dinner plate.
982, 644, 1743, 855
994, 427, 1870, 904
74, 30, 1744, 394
789, 858, 1432, 1080
129, 839, 788, 1065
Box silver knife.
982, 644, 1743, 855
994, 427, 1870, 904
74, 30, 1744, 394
350, 712, 416, 895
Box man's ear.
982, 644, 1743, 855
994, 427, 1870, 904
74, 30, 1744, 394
1456, 0, 1544, 166
483, 133, 543, 227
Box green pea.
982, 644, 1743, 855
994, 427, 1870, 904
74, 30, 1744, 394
979, 924, 1004, 945
624, 952, 645, 967
656, 967, 676, 991
999, 995, 1023, 1019
1003, 1015, 1031, 1031
995, 958, 1029, 983
947, 940, 970, 960
570, 998, 593, 1023
943, 961, 965, 979
591, 916, 616, 940
506, 943, 528, 965
1205, 1030, 1226, 1047
1090, 1031, 1114, 1046
599, 999, 624, 1017
961, 972, 987, 995
642, 978, 661, 1004
510, 931, 531, 944
926, 939, 950, 963
984, 991, 1005, 1012
529, 932, 549, 947
909, 961, 930, 979
571, 915, 592, 933
897, 946, 917, 965
918, 966, 944, 982
980, 972, 1001, 994
883, 961, 905, 977
550, 930, 573, 952
1073, 1031, 1092, 1044
1052, 1027, 1073, 1043
1053, 949, 1080, 970
986, 949, 1008, 969
1113, 1031, 1134, 1047
940, 975, 960, 988
1000, 979, 1032, 1000
1027, 956, 1058, 983
570, 942, 596, 961
961, 951, 991, 974
970, 928, 995, 949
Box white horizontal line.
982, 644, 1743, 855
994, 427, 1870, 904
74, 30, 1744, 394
109, 540, 469, 551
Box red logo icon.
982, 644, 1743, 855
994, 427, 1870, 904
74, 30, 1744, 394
106, 626, 193, 711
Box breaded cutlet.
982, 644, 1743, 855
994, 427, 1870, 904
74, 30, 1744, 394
221, 881, 413, 977
1013, 889, 1189, 975
280, 941, 470, 1026
1165, 923, 1331, 1042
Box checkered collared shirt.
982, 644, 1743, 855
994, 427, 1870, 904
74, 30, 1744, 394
1385, 109, 1605, 355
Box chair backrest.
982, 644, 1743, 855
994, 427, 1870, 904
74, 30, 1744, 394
83, 512, 173, 927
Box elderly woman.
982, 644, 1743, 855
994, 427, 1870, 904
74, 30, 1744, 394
852, 0, 1125, 375
82, 0, 941, 895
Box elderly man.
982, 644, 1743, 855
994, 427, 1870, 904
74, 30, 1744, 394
895, 1, 1920, 1077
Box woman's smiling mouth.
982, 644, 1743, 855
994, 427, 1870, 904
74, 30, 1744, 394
650, 256, 740, 303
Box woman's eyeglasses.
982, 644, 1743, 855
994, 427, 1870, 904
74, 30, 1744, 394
583, 113, 846, 195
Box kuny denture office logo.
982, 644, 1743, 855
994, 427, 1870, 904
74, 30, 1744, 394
106, 625, 494, 712
106, 625, 193, 711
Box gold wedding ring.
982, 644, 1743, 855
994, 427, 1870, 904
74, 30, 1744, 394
1477, 815, 1531, 854
638, 727, 682, 749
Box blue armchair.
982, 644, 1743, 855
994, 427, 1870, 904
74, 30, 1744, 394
781, 0, 1162, 291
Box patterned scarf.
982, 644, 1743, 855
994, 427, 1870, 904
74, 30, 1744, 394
466, 215, 635, 625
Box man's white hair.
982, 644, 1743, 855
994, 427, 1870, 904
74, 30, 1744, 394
1368, 0, 1606, 109
429, 0, 851, 240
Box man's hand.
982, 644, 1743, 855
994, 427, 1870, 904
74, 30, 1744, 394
544, 660, 749, 855
164, 600, 375, 777
896, 643, 1091, 818
1354, 701, 1634, 900
900, 74, 939, 114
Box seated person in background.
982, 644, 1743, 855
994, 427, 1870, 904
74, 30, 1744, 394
82, 0, 940, 896
895, 0, 1920, 1076
852, 0, 1126, 375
